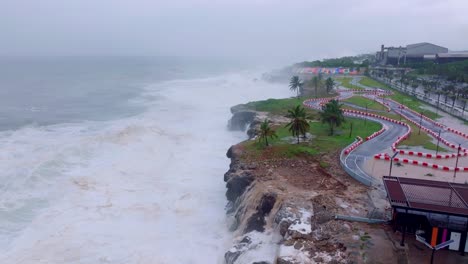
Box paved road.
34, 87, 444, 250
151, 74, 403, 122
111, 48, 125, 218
304, 89, 408, 186
306, 78, 467, 188
342, 116, 408, 186
372, 94, 468, 150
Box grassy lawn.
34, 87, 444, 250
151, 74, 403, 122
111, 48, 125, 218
359, 76, 391, 89
400, 122, 447, 152
244, 117, 382, 158
244, 97, 318, 117
358, 77, 441, 120
387, 91, 441, 119
343, 96, 387, 111
335, 77, 362, 90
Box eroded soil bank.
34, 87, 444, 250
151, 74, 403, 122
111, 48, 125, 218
223, 108, 408, 264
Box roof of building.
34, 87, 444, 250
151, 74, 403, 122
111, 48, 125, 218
383, 176, 468, 217
406, 42, 447, 50
437, 52, 468, 58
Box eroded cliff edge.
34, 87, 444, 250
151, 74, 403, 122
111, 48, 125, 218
223, 107, 407, 264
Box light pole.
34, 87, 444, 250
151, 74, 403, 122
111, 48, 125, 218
453, 144, 462, 180
418, 111, 424, 135
364, 103, 369, 128
435, 129, 441, 155
389, 152, 399, 177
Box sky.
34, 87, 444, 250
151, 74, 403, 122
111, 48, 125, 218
1, 0, 468, 63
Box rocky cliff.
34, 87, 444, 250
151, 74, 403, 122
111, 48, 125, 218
222, 112, 404, 264
223, 143, 355, 264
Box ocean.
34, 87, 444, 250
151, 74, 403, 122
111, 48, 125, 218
0, 56, 293, 263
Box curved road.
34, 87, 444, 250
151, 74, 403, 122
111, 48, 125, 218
306, 77, 467, 187
304, 91, 409, 186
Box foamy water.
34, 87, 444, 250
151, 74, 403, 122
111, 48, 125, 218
0, 72, 293, 263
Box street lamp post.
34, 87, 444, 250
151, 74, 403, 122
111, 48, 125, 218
389, 152, 399, 177
364, 103, 369, 128
453, 144, 462, 180
435, 129, 442, 155
418, 111, 424, 135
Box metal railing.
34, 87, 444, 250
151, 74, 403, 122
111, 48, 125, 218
335, 214, 388, 224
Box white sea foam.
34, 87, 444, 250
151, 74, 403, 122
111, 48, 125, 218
0, 72, 293, 263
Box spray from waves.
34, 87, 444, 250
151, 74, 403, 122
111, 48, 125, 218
0, 71, 294, 263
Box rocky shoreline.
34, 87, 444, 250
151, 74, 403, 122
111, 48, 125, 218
222, 105, 407, 264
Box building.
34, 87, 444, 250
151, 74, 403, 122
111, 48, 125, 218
436, 52, 468, 63
383, 176, 468, 255
376, 42, 449, 65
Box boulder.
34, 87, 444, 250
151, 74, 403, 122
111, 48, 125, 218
245, 193, 277, 233
228, 111, 257, 131
226, 173, 254, 202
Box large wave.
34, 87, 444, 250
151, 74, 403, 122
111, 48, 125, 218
0, 71, 293, 263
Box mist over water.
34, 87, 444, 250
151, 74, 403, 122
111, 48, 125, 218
0, 57, 293, 263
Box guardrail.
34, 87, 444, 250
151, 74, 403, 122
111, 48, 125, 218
335, 214, 389, 224
339, 139, 373, 186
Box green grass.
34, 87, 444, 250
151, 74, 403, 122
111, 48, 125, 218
245, 118, 382, 158
400, 122, 447, 152
244, 97, 318, 116
343, 96, 387, 111
359, 76, 391, 89
387, 91, 440, 119
335, 77, 362, 89
357, 77, 441, 119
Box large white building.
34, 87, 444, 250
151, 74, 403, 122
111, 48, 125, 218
376, 42, 449, 65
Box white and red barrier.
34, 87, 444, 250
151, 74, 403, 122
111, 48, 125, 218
385, 98, 445, 128
366, 127, 386, 141
343, 109, 411, 151
447, 128, 468, 139
374, 153, 468, 172
396, 149, 468, 159
344, 136, 363, 155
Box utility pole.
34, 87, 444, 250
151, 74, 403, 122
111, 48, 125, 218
349, 122, 353, 138
364, 104, 368, 129
389, 152, 399, 177
436, 130, 441, 155
418, 112, 423, 135
453, 144, 461, 180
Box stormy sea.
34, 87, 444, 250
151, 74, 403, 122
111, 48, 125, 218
0, 56, 292, 263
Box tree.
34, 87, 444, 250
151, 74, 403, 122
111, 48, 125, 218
320, 99, 345, 136
423, 88, 431, 99
285, 105, 310, 143
435, 89, 443, 110
289, 76, 303, 98
364, 67, 370, 76
450, 94, 457, 111
311, 76, 320, 98
325, 77, 335, 93
461, 98, 467, 114
399, 76, 406, 89
258, 119, 277, 147
445, 84, 456, 104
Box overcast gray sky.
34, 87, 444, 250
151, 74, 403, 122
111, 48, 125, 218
1, 0, 467, 63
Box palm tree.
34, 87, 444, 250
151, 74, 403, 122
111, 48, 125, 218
435, 89, 443, 110
325, 77, 335, 93
285, 105, 310, 143
289, 76, 303, 98
399, 76, 406, 90
320, 99, 345, 136
461, 98, 467, 114
258, 119, 277, 147
423, 88, 431, 99
312, 76, 320, 98
450, 94, 457, 111
445, 84, 456, 105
